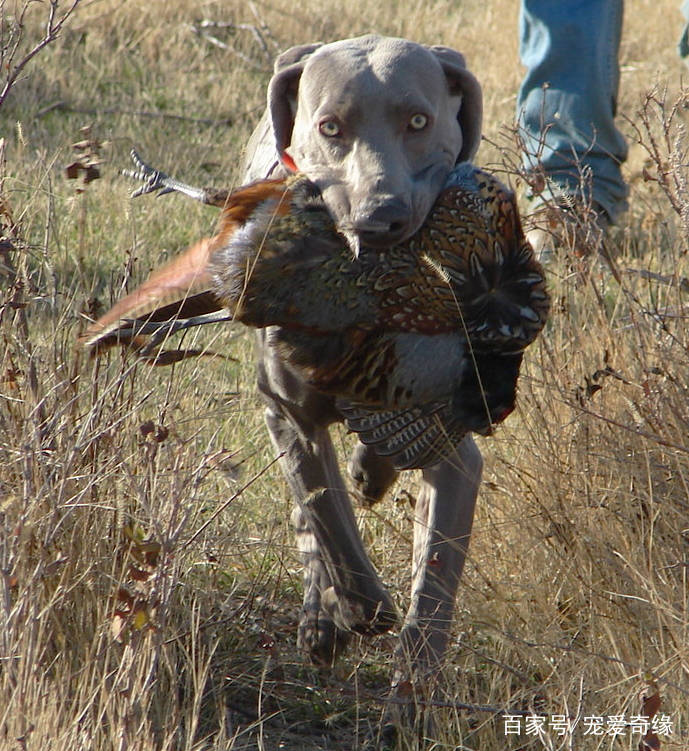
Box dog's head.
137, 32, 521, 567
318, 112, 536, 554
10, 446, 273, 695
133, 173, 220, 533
245, 35, 482, 250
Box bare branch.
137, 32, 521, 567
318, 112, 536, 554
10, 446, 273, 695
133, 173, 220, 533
0, 0, 83, 110
188, 17, 272, 70
35, 99, 242, 127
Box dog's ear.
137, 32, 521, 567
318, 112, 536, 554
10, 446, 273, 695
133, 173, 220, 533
268, 43, 323, 157
273, 42, 323, 72
243, 43, 322, 179
429, 46, 483, 163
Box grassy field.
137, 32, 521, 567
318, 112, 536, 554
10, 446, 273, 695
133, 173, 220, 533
1, 0, 688, 748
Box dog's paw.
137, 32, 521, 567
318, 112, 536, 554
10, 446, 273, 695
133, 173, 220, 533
347, 443, 397, 507
297, 607, 351, 666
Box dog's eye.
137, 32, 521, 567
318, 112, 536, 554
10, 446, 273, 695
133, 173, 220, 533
409, 113, 428, 131
319, 120, 341, 137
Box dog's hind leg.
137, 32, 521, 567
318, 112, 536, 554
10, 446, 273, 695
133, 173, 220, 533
347, 443, 398, 508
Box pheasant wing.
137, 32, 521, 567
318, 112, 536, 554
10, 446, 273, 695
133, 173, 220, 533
418, 163, 550, 351
337, 400, 467, 470
336, 348, 523, 469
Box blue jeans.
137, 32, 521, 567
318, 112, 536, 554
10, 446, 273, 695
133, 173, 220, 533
518, 1, 689, 224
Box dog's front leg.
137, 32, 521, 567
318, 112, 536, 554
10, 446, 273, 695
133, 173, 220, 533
270, 410, 398, 661
390, 435, 483, 717
258, 333, 397, 664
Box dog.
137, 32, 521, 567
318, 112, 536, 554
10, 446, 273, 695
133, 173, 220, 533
242, 35, 484, 701
90, 33, 487, 729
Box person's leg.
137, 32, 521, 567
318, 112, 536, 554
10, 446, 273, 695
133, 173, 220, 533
678, 1, 689, 63
517, 1, 628, 226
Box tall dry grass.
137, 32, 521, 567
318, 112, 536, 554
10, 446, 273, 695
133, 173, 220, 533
1, 0, 688, 749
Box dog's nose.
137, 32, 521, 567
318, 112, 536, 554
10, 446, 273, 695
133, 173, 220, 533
351, 199, 411, 247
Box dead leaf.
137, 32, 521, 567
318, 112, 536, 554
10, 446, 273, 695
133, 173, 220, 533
129, 565, 151, 582
132, 607, 150, 630
638, 675, 662, 751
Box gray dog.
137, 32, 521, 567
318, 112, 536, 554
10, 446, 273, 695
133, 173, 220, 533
242, 35, 485, 701
101, 33, 486, 729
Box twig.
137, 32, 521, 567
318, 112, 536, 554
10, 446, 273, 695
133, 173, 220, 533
0, 0, 82, 109
34, 100, 244, 126
189, 20, 271, 70
183, 452, 285, 549
376, 693, 536, 717
193, 20, 271, 58
624, 267, 689, 293
248, 2, 280, 53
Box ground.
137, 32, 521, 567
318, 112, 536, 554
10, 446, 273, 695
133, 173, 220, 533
0, 1, 687, 749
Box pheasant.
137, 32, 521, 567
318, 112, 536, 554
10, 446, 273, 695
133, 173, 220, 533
84, 160, 549, 469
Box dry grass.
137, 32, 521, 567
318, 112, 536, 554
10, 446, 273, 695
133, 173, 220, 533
1, 0, 688, 749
